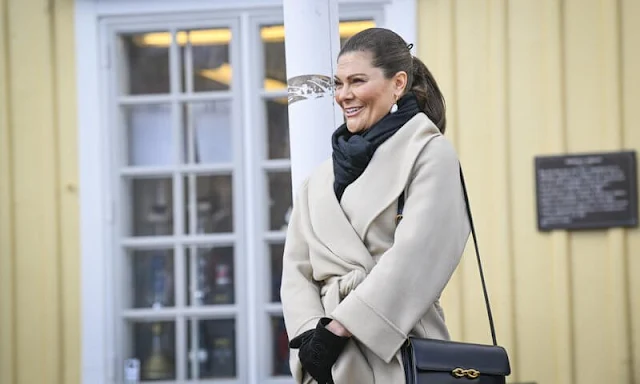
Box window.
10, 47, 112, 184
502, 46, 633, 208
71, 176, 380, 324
100, 6, 383, 384
112, 21, 244, 382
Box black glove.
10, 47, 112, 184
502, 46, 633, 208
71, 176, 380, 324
289, 329, 315, 349
290, 318, 349, 384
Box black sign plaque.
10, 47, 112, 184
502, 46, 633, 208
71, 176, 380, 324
535, 151, 638, 231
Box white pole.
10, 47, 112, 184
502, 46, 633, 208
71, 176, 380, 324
283, 0, 343, 197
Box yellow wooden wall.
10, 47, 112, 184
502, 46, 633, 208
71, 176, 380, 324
0, 0, 79, 383
418, 1, 640, 383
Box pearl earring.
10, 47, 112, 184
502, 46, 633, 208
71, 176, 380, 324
390, 96, 398, 113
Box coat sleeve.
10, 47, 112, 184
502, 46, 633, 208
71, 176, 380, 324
330, 137, 470, 363
280, 180, 326, 339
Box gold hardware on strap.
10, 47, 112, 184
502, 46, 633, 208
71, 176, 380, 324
395, 214, 403, 225
452, 368, 480, 379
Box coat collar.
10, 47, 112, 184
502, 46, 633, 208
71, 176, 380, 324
306, 113, 441, 268
307, 160, 376, 270
340, 113, 441, 237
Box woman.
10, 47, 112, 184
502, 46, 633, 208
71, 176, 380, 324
280, 28, 470, 384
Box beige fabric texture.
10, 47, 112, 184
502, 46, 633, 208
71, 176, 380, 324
280, 113, 471, 383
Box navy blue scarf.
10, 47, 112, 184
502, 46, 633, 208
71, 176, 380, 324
331, 92, 421, 201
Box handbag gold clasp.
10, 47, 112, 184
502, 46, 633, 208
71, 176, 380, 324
452, 367, 481, 379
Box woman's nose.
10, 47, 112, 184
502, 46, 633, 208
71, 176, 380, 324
335, 84, 351, 103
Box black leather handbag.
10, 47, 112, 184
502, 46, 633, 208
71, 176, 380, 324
397, 166, 511, 384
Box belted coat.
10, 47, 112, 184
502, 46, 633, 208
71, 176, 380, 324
280, 113, 471, 383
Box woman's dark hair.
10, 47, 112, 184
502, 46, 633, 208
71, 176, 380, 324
339, 28, 446, 133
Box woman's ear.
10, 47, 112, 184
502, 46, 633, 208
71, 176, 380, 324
394, 71, 408, 93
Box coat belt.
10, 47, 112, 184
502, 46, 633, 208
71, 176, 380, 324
320, 269, 367, 312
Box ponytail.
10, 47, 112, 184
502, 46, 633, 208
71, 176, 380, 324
410, 56, 446, 134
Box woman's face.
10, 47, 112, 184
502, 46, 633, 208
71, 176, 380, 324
334, 51, 406, 133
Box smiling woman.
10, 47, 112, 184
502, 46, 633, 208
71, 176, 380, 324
281, 28, 463, 384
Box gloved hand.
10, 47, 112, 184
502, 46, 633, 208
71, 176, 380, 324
289, 318, 349, 384
289, 329, 315, 349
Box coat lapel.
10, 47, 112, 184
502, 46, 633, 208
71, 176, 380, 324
340, 113, 441, 238
306, 160, 376, 270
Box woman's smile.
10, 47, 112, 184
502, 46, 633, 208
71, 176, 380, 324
344, 106, 364, 118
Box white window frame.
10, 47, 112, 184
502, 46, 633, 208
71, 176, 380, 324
76, 1, 416, 383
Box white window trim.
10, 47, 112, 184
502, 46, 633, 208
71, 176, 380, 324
76, 1, 416, 383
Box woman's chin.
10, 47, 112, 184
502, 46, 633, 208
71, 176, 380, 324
346, 120, 366, 134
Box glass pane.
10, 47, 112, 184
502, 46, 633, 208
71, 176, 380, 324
339, 20, 376, 47
185, 175, 233, 234
271, 316, 290, 376
187, 319, 236, 379
265, 99, 290, 159
119, 32, 170, 95
180, 29, 232, 92
130, 177, 174, 237
269, 243, 284, 303
267, 172, 292, 231
261, 25, 287, 91
187, 246, 235, 306
131, 321, 176, 381
125, 104, 173, 167
183, 101, 233, 164
130, 249, 175, 309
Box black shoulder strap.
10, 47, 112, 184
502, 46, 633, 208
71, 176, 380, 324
396, 165, 498, 346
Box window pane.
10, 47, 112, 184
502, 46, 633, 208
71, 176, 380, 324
125, 104, 173, 167
265, 99, 290, 159
183, 101, 233, 164
271, 316, 290, 376
129, 177, 174, 237
261, 25, 287, 91
269, 243, 284, 303
267, 171, 292, 231
187, 319, 236, 378
187, 246, 235, 306
132, 321, 176, 381
119, 32, 170, 95
184, 174, 233, 234
130, 249, 175, 309
180, 29, 232, 92
339, 20, 376, 46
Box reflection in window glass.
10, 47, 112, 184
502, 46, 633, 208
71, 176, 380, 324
271, 316, 290, 376
130, 177, 174, 237
130, 249, 175, 309
179, 29, 232, 92
187, 246, 235, 306
125, 104, 173, 167
119, 33, 171, 95
132, 321, 176, 381
187, 319, 236, 379
183, 101, 233, 164
266, 99, 289, 159
269, 243, 285, 302
261, 25, 287, 90
184, 175, 234, 234
267, 172, 292, 231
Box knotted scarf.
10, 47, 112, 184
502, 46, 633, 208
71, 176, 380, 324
331, 92, 421, 201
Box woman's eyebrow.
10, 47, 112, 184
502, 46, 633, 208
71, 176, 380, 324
334, 73, 367, 81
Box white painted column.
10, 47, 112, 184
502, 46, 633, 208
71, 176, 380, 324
283, 0, 343, 196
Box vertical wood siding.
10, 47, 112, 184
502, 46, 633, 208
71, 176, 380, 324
419, 1, 639, 383
0, 0, 79, 383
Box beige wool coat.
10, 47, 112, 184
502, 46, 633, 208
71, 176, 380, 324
280, 113, 471, 384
